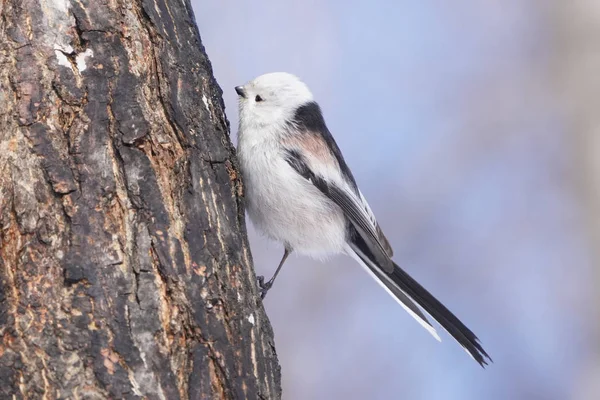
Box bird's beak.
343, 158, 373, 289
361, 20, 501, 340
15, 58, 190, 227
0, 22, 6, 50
235, 86, 246, 98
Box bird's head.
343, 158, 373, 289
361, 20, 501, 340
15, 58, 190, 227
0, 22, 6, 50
235, 72, 314, 132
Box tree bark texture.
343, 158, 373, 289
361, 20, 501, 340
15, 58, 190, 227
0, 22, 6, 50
0, 1, 280, 399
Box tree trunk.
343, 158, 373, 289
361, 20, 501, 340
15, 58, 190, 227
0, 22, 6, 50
0, 1, 280, 399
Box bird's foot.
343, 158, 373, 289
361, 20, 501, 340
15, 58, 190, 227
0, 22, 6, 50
256, 275, 273, 299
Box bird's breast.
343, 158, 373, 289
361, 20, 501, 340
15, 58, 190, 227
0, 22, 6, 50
238, 137, 347, 257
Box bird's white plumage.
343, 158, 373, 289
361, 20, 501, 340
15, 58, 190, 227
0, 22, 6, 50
238, 72, 313, 131
237, 73, 380, 258
237, 73, 347, 257
236, 72, 428, 312
235, 72, 490, 366
238, 134, 348, 258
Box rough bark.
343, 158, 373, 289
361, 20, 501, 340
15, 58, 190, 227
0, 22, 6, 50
0, 0, 280, 399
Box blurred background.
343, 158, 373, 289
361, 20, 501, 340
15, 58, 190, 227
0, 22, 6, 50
192, 1, 600, 399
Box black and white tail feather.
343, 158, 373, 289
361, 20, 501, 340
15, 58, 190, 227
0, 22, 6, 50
347, 234, 490, 366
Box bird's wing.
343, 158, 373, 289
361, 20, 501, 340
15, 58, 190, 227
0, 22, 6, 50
283, 142, 492, 367
283, 145, 394, 273
286, 102, 394, 258
282, 127, 394, 272
357, 189, 393, 256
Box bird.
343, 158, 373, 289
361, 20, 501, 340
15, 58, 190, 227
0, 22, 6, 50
234, 72, 491, 367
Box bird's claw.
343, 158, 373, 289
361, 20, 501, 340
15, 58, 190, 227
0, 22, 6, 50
256, 275, 272, 300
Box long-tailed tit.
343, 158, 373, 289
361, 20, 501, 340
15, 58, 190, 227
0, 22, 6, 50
235, 72, 491, 366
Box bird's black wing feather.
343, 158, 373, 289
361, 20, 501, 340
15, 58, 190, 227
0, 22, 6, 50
290, 102, 394, 258
284, 149, 393, 272
290, 102, 358, 189
285, 148, 492, 367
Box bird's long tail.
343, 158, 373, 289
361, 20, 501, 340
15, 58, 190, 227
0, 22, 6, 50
346, 241, 491, 367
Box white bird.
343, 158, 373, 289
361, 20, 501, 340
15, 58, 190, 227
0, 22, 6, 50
235, 72, 491, 366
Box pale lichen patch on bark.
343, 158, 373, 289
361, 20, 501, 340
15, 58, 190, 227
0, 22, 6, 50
75, 48, 93, 71
54, 47, 74, 70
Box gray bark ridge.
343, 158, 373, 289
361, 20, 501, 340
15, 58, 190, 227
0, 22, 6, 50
0, 0, 280, 399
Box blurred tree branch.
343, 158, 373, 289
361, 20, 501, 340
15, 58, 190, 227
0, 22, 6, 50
548, 0, 600, 397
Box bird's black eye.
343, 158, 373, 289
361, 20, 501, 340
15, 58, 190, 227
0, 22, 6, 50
255, 95, 263, 102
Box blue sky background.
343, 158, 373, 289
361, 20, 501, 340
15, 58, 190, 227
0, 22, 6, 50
192, 1, 596, 399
